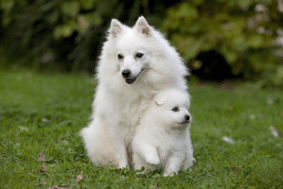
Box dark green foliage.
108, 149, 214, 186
1, 0, 109, 72
161, 0, 283, 86
0, 0, 178, 74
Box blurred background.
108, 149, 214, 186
0, 0, 283, 87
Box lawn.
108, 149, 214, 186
0, 70, 282, 189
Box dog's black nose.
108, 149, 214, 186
122, 69, 131, 78
185, 115, 190, 122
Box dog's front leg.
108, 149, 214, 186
111, 127, 129, 168
115, 141, 129, 169
108, 119, 129, 168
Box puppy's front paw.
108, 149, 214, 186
146, 155, 160, 166
192, 158, 196, 165
163, 170, 177, 177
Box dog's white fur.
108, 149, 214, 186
132, 89, 195, 176
80, 16, 189, 168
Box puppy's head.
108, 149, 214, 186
154, 89, 191, 127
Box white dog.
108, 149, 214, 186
80, 16, 189, 168
132, 89, 195, 176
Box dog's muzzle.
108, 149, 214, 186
122, 68, 144, 84
179, 115, 191, 125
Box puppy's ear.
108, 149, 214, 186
155, 99, 165, 106
109, 19, 123, 38
134, 16, 152, 37
154, 90, 168, 106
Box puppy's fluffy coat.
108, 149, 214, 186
132, 89, 195, 176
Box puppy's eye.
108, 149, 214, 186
172, 107, 179, 112
135, 53, 144, 59
118, 54, 124, 60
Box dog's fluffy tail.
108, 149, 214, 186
80, 120, 118, 167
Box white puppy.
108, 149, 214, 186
132, 89, 195, 176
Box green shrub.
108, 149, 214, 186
1, 0, 104, 72
0, 0, 147, 72
161, 0, 283, 87
0, 0, 175, 73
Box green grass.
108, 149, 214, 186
0, 70, 282, 189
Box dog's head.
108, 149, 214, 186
154, 89, 191, 127
108, 16, 153, 84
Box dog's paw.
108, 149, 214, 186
163, 170, 177, 177
192, 158, 196, 165
118, 161, 129, 169
146, 156, 160, 166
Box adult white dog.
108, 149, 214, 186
80, 16, 189, 168
132, 88, 195, 176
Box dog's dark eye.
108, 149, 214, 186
172, 107, 179, 112
135, 53, 144, 59
118, 54, 124, 60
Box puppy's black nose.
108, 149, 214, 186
185, 115, 190, 122
122, 69, 131, 78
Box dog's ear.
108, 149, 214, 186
109, 19, 123, 38
135, 16, 152, 37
